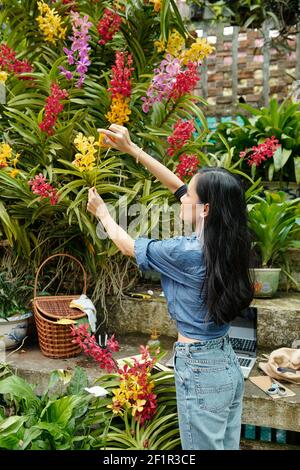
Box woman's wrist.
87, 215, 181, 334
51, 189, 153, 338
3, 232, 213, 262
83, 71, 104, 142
96, 205, 110, 221
128, 143, 143, 163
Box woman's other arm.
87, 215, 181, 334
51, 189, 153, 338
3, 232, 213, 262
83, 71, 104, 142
87, 188, 135, 256
98, 124, 185, 194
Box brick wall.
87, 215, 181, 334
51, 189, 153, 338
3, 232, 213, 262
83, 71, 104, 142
176, 1, 298, 117
195, 25, 297, 117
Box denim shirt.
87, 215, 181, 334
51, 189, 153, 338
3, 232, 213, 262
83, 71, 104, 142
134, 235, 229, 340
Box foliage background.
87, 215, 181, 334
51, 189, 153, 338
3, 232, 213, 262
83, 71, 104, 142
0, 0, 211, 307
1, 0, 297, 313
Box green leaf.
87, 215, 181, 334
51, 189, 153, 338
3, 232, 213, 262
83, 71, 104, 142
66, 367, 88, 395
32, 422, 67, 441
21, 427, 43, 450
151, 101, 166, 127
0, 375, 39, 407
40, 395, 84, 428
243, 13, 258, 28
0, 433, 23, 450
239, 102, 261, 116
160, 0, 170, 42
268, 162, 275, 181
121, 28, 146, 76
8, 122, 40, 144
0, 416, 27, 436
170, 0, 187, 38
273, 147, 292, 171
49, 56, 67, 81
294, 157, 300, 185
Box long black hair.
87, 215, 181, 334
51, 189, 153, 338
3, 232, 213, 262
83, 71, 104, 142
196, 167, 254, 325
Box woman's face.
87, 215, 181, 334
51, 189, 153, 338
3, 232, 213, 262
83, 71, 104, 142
179, 175, 209, 225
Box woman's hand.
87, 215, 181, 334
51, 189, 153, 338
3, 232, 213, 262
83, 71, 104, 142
87, 187, 109, 219
97, 124, 136, 155
87, 186, 135, 256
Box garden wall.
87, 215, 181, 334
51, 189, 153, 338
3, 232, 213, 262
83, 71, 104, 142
177, 1, 299, 117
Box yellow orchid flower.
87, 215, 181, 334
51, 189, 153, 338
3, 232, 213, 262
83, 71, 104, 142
37, 1, 67, 44
0, 71, 8, 83
131, 399, 146, 416
106, 94, 131, 126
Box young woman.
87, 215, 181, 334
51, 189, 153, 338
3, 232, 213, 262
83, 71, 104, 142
87, 123, 254, 450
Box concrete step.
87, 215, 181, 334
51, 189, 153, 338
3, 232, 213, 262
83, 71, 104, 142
5, 335, 300, 433
104, 292, 300, 350
240, 439, 300, 450
252, 293, 300, 349
6, 334, 164, 395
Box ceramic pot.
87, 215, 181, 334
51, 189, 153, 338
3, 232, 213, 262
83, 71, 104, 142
253, 268, 281, 298
0, 312, 33, 350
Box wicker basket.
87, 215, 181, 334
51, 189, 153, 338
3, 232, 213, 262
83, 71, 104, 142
33, 254, 87, 359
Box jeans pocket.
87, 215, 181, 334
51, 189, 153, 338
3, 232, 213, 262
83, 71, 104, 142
173, 354, 185, 385
192, 366, 234, 413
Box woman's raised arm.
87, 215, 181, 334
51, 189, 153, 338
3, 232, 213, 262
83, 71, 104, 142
98, 124, 185, 194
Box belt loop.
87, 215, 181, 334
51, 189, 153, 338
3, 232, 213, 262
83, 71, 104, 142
223, 334, 229, 350
185, 343, 192, 357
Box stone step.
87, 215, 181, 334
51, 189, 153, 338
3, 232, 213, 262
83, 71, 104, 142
240, 439, 300, 451
6, 334, 156, 396
104, 292, 300, 350
252, 293, 300, 350
5, 335, 300, 434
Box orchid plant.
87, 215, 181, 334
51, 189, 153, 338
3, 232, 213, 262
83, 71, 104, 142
0, 0, 254, 307
71, 323, 159, 426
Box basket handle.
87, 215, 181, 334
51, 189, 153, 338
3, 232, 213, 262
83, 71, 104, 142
34, 253, 87, 298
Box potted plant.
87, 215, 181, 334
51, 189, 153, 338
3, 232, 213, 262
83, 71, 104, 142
212, 98, 300, 187
248, 191, 300, 297
0, 269, 33, 350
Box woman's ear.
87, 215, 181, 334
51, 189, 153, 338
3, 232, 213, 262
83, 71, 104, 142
203, 203, 209, 218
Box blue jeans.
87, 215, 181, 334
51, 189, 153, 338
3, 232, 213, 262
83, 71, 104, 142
173, 334, 244, 450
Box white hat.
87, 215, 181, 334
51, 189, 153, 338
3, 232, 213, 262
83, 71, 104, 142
259, 348, 300, 384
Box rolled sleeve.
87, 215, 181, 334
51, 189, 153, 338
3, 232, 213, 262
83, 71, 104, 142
134, 237, 178, 274
134, 237, 153, 272
134, 237, 201, 288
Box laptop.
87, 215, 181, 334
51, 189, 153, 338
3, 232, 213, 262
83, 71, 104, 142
229, 307, 257, 379
165, 308, 257, 379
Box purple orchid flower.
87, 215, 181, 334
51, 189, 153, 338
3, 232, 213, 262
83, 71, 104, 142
59, 66, 74, 80
60, 11, 92, 88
